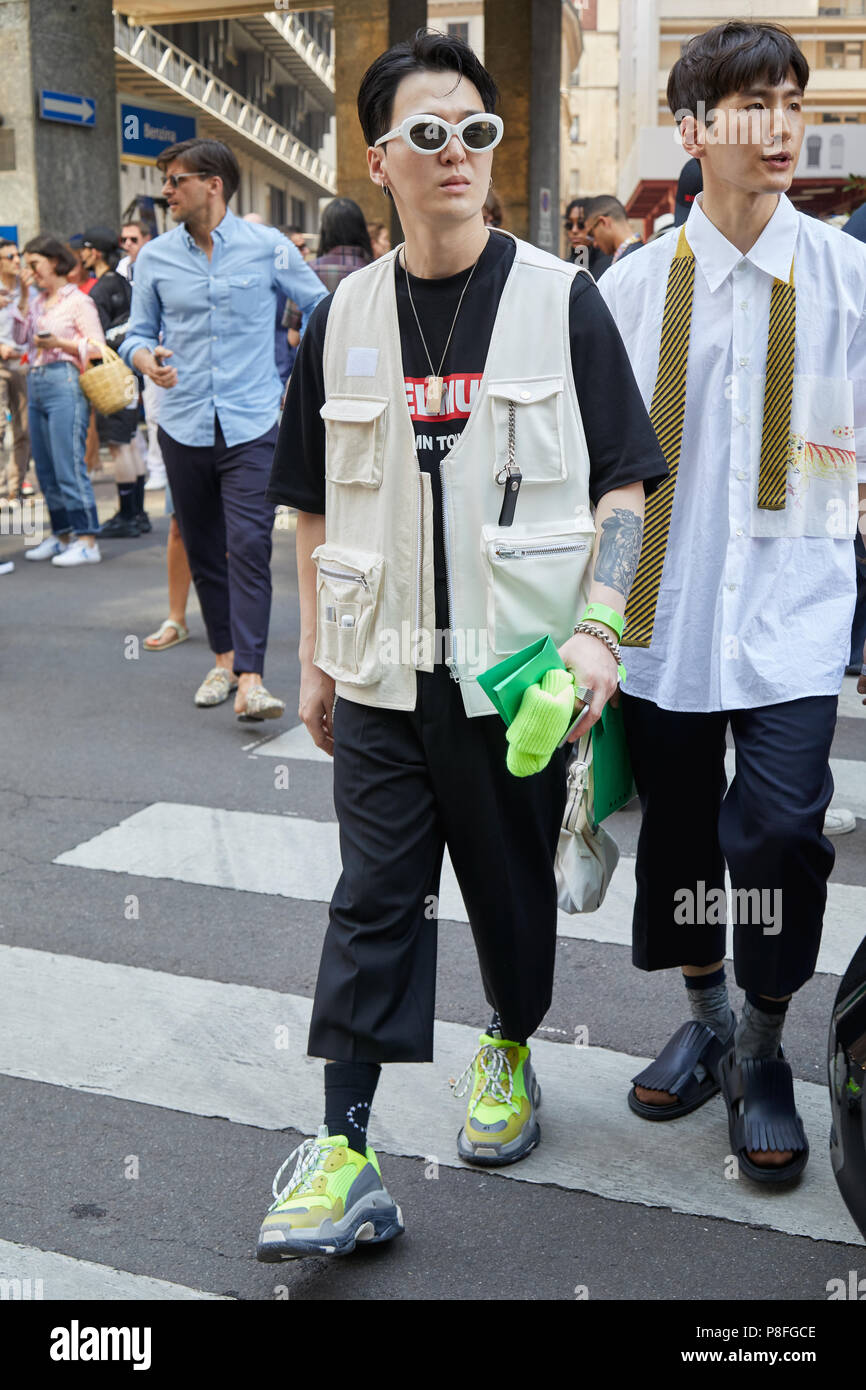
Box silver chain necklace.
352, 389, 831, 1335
401, 247, 482, 414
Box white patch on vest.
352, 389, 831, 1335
345, 347, 379, 377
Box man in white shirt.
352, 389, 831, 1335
598, 20, 866, 1185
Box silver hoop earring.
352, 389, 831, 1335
382, 184, 390, 199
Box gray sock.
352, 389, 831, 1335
735, 997, 786, 1063
686, 984, 735, 1044
684, 973, 735, 1085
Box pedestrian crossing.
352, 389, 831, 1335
0, 944, 859, 1245
0, 1239, 231, 1301
5, 710, 865, 1297
55, 801, 866, 978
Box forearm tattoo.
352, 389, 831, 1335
593, 508, 643, 598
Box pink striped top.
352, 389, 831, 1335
13, 283, 104, 369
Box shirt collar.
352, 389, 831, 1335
685, 191, 799, 293
183, 207, 233, 250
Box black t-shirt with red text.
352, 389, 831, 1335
267, 230, 667, 629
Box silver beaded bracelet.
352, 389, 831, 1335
572, 621, 622, 664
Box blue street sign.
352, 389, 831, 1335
39, 90, 96, 126
0, 226, 18, 242
120, 103, 196, 163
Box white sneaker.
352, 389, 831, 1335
144, 470, 167, 492
0, 560, 13, 575
824, 806, 856, 837
51, 538, 101, 567
25, 534, 64, 561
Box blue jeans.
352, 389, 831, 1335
28, 362, 98, 536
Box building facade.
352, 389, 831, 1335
114, 5, 336, 233
620, 0, 866, 234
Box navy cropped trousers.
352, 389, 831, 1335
621, 692, 837, 998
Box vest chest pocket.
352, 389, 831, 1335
481, 516, 595, 655
312, 543, 385, 685
320, 396, 388, 487
488, 378, 566, 484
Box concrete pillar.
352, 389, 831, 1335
0, 0, 119, 244
332, 0, 425, 241
485, 0, 561, 250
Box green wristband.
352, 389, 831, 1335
582, 603, 624, 641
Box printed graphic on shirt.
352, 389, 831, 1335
405, 373, 482, 446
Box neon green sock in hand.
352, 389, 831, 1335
505, 667, 576, 778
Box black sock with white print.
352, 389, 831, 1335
323, 1061, 381, 1155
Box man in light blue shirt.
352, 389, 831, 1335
122, 136, 327, 720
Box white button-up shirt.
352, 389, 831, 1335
598, 192, 866, 712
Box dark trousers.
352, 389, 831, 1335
158, 419, 278, 675
308, 665, 569, 1063
621, 692, 837, 998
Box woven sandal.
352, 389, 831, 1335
194, 667, 238, 707
144, 618, 189, 652
236, 686, 285, 722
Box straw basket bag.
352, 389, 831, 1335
78, 339, 138, 416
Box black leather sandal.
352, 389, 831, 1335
718, 1047, 809, 1184
628, 1018, 732, 1121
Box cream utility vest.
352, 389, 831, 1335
315, 231, 596, 718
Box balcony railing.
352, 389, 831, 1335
264, 9, 335, 92
114, 16, 336, 194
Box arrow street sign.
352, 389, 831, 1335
39, 90, 96, 126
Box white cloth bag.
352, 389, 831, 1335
554, 731, 620, 913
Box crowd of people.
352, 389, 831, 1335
0, 174, 393, 706
2, 20, 866, 1270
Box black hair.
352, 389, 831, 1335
156, 137, 240, 201
582, 195, 630, 224
357, 28, 499, 147
317, 198, 374, 260
22, 235, 77, 276
668, 22, 809, 122
0, 238, 18, 253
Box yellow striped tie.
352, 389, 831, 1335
622, 228, 694, 650
756, 261, 796, 510
622, 229, 796, 649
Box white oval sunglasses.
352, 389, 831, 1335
374, 112, 504, 155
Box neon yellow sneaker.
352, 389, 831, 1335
256, 1126, 404, 1261
453, 1033, 541, 1166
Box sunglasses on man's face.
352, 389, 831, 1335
0, 251, 20, 261
374, 112, 504, 155
161, 171, 209, 190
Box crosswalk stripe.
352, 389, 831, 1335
254, 719, 866, 816
838, 675, 865, 722
54, 803, 866, 978
0, 944, 858, 1245
0, 1238, 232, 1300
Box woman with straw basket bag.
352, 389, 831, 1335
80, 228, 145, 538
13, 236, 104, 566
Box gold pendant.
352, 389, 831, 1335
425, 375, 444, 414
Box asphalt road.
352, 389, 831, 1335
0, 476, 864, 1311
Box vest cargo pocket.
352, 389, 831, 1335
481, 517, 595, 655
488, 378, 566, 483
320, 396, 388, 487
312, 544, 385, 685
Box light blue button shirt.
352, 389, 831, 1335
121, 209, 327, 447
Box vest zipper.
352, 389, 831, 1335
439, 462, 460, 681
318, 564, 369, 588
493, 541, 589, 559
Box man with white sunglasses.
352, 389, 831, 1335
260, 30, 666, 1262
